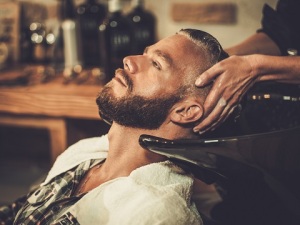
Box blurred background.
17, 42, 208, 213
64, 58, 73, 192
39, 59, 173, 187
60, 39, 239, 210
0, 0, 277, 204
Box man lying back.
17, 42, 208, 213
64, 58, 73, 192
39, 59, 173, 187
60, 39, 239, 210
0, 28, 228, 225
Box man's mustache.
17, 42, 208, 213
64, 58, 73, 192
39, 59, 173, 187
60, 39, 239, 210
115, 68, 133, 92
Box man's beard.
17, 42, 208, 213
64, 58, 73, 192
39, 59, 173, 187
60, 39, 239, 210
96, 83, 182, 130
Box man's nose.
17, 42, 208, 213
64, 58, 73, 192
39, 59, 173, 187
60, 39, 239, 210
123, 55, 140, 74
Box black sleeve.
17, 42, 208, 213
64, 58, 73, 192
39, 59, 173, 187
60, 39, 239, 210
258, 0, 300, 55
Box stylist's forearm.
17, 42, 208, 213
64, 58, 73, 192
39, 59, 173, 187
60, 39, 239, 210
252, 55, 300, 84
225, 33, 281, 56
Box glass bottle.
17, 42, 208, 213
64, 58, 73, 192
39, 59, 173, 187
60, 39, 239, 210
29, 22, 46, 64
76, 0, 107, 67
126, 0, 156, 54
60, 0, 82, 77
98, 0, 132, 82
19, 28, 32, 64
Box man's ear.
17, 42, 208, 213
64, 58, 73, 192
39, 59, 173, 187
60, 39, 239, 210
170, 98, 204, 124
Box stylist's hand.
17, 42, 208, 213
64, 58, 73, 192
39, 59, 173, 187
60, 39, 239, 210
194, 55, 259, 134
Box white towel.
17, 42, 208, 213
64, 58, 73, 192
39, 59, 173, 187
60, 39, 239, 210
67, 161, 202, 225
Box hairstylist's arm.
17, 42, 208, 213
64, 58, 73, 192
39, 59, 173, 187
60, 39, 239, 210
226, 32, 281, 56
194, 54, 300, 134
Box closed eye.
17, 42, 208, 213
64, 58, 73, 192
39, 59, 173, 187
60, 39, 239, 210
152, 60, 161, 70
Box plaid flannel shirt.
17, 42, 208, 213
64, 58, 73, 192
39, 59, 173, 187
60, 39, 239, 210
0, 159, 98, 225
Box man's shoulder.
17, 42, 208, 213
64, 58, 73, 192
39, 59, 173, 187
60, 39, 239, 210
126, 182, 202, 224
74, 177, 202, 225
103, 163, 200, 223
130, 161, 194, 198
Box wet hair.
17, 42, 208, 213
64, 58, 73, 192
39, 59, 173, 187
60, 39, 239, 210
176, 29, 229, 102
178, 28, 229, 65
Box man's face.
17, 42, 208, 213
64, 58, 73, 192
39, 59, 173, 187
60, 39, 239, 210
96, 34, 205, 129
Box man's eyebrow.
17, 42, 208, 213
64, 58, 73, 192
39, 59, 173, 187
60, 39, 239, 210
144, 46, 173, 67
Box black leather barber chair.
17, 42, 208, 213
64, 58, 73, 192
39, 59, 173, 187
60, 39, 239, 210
139, 82, 300, 225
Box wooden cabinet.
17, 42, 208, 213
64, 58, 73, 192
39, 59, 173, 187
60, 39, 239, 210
0, 66, 106, 162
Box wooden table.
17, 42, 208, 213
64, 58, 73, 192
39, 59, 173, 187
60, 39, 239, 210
0, 66, 105, 161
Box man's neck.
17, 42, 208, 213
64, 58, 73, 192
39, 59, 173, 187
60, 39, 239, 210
98, 123, 168, 181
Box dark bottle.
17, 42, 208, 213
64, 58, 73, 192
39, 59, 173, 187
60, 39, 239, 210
98, 0, 132, 82
29, 22, 47, 64
76, 0, 107, 67
19, 7, 33, 64
60, 0, 82, 77
126, 0, 156, 55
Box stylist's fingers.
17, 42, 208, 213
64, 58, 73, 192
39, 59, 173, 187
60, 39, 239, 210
194, 86, 243, 133
193, 75, 229, 132
196, 87, 246, 134
202, 67, 235, 119
203, 99, 240, 133
193, 97, 227, 133
203, 84, 224, 116
193, 79, 226, 133
195, 64, 222, 87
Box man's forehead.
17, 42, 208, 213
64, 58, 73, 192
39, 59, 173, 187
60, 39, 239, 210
151, 34, 201, 60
